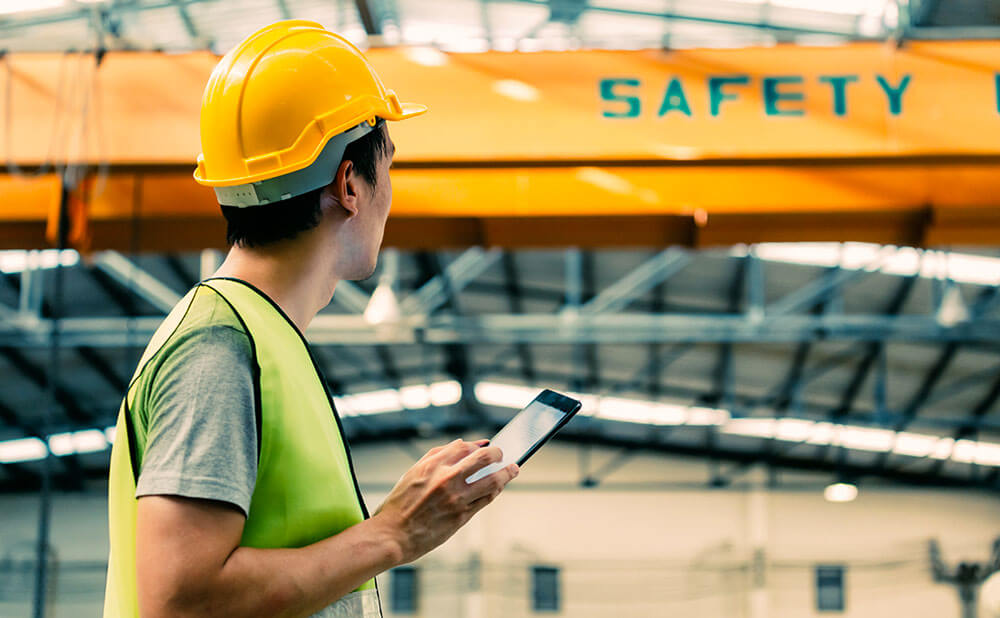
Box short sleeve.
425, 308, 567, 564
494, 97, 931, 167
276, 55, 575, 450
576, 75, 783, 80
135, 324, 258, 517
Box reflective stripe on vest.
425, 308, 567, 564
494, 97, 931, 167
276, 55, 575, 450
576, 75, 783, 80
104, 278, 380, 617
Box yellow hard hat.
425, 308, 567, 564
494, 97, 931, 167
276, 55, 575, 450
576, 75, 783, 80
193, 20, 426, 207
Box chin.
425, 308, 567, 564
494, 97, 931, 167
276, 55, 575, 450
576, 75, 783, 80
345, 258, 378, 282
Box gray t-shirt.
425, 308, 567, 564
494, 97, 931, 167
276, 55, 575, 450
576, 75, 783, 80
135, 296, 257, 516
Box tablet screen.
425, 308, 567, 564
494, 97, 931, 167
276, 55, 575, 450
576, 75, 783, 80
465, 398, 569, 484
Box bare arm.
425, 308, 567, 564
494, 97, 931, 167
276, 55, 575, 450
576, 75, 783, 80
136, 439, 517, 618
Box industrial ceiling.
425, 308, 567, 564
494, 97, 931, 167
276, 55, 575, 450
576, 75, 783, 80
1, 0, 1000, 495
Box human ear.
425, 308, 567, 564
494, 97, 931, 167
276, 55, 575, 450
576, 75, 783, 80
325, 159, 359, 219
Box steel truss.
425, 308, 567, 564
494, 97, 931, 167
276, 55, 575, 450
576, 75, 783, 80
2, 246, 1000, 494
1, 248, 999, 347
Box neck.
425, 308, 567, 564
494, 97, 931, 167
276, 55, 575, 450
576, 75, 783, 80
213, 236, 337, 333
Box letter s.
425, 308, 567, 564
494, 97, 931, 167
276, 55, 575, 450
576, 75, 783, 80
600, 78, 641, 118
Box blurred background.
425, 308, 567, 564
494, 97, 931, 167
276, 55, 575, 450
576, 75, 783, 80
2, 0, 1000, 616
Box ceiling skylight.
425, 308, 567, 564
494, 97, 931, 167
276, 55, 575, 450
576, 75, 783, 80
473, 381, 1000, 468
0, 250, 79, 274
743, 243, 1000, 287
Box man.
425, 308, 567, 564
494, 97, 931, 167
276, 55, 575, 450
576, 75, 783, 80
103, 20, 518, 618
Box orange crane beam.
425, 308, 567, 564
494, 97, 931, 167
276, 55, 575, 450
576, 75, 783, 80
2, 43, 999, 250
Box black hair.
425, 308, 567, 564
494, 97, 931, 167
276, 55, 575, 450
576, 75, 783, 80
222, 121, 390, 248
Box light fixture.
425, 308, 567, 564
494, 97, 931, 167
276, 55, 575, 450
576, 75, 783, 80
363, 249, 401, 325
472, 381, 1000, 467
428, 381, 462, 407
399, 384, 432, 409
744, 243, 1000, 287
362, 284, 401, 325
334, 381, 463, 416
0, 0, 65, 16
47, 429, 108, 456
0, 249, 79, 274
823, 482, 858, 503
473, 382, 535, 409
0, 382, 463, 460
892, 432, 939, 457
0, 437, 48, 463
936, 285, 969, 327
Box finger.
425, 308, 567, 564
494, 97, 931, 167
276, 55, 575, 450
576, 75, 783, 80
506, 463, 519, 481
466, 465, 517, 511
455, 445, 504, 476
462, 462, 517, 503
439, 439, 481, 465
464, 473, 504, 504
419, 439, 457, 462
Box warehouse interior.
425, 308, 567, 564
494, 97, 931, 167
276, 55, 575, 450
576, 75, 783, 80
2, 0, 1000, 617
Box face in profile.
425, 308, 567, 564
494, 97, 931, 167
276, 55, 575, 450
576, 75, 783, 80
343, 128, 395, 281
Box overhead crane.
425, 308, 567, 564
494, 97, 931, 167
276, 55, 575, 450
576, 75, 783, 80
2, 41, 1000, 252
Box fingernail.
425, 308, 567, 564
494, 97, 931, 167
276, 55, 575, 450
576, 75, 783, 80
478, 439, 490, 446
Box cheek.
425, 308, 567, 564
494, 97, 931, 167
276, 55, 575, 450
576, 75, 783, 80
380, 175, 393, 215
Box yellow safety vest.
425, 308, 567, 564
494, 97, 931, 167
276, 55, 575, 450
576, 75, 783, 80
104, 277, 380, 617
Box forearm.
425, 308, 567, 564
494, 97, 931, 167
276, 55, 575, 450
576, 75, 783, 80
146, 516, 403, 618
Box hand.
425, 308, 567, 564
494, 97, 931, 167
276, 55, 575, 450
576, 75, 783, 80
372, 439, 518, 564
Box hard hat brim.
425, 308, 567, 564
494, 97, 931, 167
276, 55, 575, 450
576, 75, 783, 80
387, 102, 428, 120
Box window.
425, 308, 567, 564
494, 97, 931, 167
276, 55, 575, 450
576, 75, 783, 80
816, 565, 845, 612
390, 565, 418, 614
531, 565, 560, 612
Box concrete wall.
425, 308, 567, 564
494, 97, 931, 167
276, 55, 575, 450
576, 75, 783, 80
1, 440, 998, 617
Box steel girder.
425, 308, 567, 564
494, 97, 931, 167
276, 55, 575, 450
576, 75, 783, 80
2, 313, 999, 348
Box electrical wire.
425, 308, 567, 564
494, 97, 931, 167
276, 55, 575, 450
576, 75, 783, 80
3, 50, 73, 178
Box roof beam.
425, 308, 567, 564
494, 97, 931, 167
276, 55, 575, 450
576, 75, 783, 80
354, 0, 381, 35
401, 248, 501, 316
168, 0, 200, 43
163, 254, 197, 290
703, 258, 748, 484
0, 395, 43, 437
0, 0, 215, 33
893, 343, 960, 433
869, 285, 1000, 473
0, 347, 92, 424
7, 312, 1000, 347
504, 0, 868, 38
501, 252, 535, 384
772, 267, 839, 414
274, 0, 293, 20
766, 248, 892, 316
644, 279, 669, 400
76, 346, 127, 394
928, 370, 1000, 477
578, 248, 689, 315
413, 252, 480, 424
816, 276, 917, 464
87, 266, 140, 316
331, 280, 373, 314
577, 251, 601, 391
92, 252, 181, 314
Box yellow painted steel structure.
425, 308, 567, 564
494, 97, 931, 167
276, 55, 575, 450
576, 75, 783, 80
2, 42, 1000, 250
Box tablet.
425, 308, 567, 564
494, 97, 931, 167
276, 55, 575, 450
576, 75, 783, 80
465, 389, 582, 484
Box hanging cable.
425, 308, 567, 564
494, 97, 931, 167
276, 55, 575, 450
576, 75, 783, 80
3, 49, 75, 178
